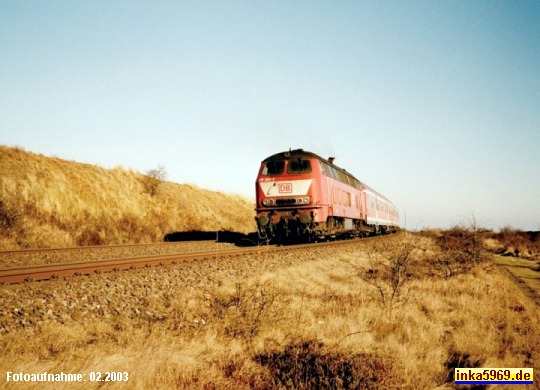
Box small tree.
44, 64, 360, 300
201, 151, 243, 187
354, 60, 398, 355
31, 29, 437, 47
142, 165, 167, 196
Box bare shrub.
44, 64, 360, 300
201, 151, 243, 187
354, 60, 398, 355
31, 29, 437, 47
426, 226, 487, 279
356, 235, 415, 308
142, 165, 167, 196
202, 278, 289, 342
493, 226, 539, 258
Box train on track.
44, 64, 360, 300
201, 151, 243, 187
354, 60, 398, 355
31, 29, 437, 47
255, 149, 399, 243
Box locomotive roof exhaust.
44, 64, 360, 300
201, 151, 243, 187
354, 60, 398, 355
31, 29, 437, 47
328, 157, 335, 164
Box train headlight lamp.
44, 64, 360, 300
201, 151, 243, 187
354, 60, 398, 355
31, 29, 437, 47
262, 198, 275, 206
263, 197, 310, 206
297, 197, 311, 204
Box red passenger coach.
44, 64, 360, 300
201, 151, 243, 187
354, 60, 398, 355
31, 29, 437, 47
255, 149, 399, 243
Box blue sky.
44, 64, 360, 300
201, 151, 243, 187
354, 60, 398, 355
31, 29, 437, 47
1, 1, 539, 230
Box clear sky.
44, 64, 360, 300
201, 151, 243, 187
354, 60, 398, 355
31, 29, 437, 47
1, 1, 539, 231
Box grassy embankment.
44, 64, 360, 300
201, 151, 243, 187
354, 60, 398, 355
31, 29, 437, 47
0, 145, 255, 249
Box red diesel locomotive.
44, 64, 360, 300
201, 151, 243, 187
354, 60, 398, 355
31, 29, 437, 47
255, 149, 399, 242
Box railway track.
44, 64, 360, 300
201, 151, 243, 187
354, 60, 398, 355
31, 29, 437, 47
0, 241, 216, 260
0, 241, 239, 270
0, 239, 372, 284
0, 245, 262, 284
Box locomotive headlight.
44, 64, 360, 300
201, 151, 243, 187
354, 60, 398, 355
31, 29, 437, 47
296, 196, 311, 204
262, 198, 275, 206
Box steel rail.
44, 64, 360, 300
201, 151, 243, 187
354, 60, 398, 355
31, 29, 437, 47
0, 245, 276, 284
0, 241, 205, 256
0, 237, 384, 285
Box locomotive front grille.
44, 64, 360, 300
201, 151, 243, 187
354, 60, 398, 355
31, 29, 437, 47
276, 198, 296, 206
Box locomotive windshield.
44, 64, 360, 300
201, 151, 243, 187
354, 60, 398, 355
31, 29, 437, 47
287, 159, 311, 174
262, 161, 284, 175
261, 159, 312, 175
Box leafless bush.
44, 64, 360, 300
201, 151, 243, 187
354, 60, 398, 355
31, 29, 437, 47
493, 226, 539, 258
142, 165, 167, 196
356, 236, 415, 308
202, 278, 289, 343
425, 225, 488, 279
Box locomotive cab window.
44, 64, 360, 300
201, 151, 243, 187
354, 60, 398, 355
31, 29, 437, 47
287, 159, 311, 174
262, 161, 285, 175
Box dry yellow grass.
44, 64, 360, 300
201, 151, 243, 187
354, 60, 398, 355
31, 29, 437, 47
1, 234, 538, 389
0, 145, 255, 249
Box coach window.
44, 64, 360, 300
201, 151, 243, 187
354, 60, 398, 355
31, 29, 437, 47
262, 161, 284, 175
288, 159, 311, 174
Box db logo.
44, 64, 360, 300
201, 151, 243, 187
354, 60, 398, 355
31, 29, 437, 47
278, 183, 292, 193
